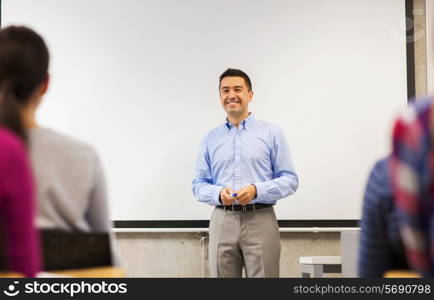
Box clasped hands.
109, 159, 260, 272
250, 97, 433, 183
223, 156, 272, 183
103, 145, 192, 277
220, 185, 257, 206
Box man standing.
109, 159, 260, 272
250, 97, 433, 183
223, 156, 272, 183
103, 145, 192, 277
192, 68, 298, 277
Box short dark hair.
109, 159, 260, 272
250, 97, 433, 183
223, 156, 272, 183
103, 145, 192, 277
219, 68, 252, 91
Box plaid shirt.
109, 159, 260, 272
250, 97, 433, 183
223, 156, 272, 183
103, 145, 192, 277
391, 97, 434, 276
358, 157, 407, 277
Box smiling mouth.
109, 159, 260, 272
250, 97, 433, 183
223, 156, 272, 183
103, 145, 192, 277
226, 99, 241, 105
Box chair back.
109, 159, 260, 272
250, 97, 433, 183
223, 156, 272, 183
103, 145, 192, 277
40, 230, 112, 271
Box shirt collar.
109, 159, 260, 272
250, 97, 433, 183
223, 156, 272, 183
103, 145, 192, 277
225, 113, 254, 131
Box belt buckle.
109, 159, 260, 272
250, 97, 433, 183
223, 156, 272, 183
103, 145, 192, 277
242, 204, 254, 213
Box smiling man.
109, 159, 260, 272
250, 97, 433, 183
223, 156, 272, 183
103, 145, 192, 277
192, 68, 299, 277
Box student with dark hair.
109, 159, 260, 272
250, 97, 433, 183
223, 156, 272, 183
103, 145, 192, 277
0, 26, 42, 277
0, 26, 119, 266
193, 68, 298, 277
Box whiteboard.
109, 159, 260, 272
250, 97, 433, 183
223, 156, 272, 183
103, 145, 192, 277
2, 0, 408, 220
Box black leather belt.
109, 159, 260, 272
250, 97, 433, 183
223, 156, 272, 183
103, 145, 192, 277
216, 203, 272, 212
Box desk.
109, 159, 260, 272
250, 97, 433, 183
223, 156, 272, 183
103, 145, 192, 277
341, 230, 360, 277
383, 270, 421, 278
299, 256, 341, 278
48, 267, 125, 278
0, 272, 24, 278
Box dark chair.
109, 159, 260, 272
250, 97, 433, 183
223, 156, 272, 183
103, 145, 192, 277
40, 230, 112, 271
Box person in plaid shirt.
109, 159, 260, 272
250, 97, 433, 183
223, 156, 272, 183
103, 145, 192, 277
358, 156, 408, 277
391, 97, 434, 276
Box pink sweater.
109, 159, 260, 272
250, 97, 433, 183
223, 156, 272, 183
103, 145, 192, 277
0, 127, 40, 277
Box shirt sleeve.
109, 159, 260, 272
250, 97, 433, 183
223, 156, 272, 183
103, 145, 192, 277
1, 142, 41, 277
85, 150, 121, 267
391, 109, 431, 275
192, 134, 223, 206
253, 127, 298, 203
358, 160, 395, 277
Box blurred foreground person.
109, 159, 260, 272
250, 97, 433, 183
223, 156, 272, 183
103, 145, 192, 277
392, 97, 434, 276
358, 156, 408, 277
0, 26, 42, 277
1, 25, 118, 268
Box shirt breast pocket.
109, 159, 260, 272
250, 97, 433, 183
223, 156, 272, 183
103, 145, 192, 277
244, 140, 271, 167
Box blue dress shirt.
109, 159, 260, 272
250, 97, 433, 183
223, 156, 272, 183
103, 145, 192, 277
192, 114, 298, 206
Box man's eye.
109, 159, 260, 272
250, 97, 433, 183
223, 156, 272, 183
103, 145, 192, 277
235, 89, 241, 93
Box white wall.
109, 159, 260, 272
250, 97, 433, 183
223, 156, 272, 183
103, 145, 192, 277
427, 0, 434, 94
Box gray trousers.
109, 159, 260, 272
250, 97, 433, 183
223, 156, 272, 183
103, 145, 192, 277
208, 206, 281, 278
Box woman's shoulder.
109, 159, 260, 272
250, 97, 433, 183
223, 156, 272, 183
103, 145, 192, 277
30, 128, 97, 157
0, 127, 27, 158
